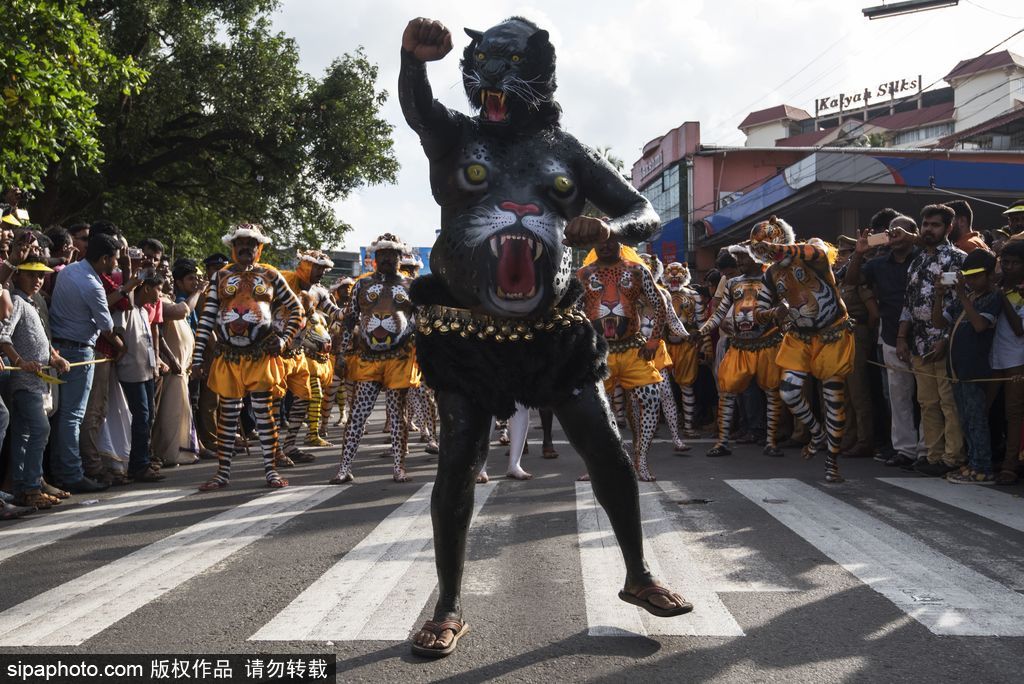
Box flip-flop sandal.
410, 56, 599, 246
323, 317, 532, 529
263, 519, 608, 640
542, 447, 559, 459
618, 585, 693, 618
198, 479, 229, 492
40, 481, 71, 499
410, 620, 469, 658
266, 478, 289, 489
329, 473, 354, 485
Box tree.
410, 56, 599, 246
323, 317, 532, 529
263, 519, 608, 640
30, 0, 398, 258
0, 0, 146, 191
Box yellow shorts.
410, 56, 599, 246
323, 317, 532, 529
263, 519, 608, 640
718, 345, 782, 394
653, 340, 673, 371
305, 355, 334, 389
279, 353, 311, 399
667, 341, 699, 387
775, 328, 855, 379
349, 353, 421, 389
604, 348, 663, 394
343, 353, 358, 381
207, 354, 287, 400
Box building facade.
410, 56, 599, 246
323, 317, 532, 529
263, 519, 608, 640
631, 49, 1024, 272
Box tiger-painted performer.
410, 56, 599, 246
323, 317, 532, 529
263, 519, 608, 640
323, 277, 356, 430
330, 233, 420, 484
279, 292, 334, 464
281, 249, 342, 448
748, 217, 854, 483
401, 16, 691, 658
663, 261, 712, 438
638, 253, 691, 453
400, 249, 440, 454
192, 223, 302, 491
578, 241, 667, 481
699, 243, 783, 458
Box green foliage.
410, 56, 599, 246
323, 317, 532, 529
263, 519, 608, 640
0, 0, 147, 190
27, 0, 398, 259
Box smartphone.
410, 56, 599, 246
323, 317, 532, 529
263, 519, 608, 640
127, 247, 144, 260
867, 232, 890, 247
940, 272, 958, 286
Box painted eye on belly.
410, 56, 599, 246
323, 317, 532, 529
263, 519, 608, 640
465, 164, 488, 184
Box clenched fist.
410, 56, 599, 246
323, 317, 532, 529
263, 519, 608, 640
402, 18, 453, 62
563, 216, 612, 248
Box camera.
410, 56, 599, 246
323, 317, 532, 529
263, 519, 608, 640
866, 232, 890, 247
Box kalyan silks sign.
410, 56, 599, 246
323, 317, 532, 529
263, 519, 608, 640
814, 75, 922, 115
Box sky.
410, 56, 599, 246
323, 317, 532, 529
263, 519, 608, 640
270, 0, 1024, 251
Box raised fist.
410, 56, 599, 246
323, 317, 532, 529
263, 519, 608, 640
563, 216, 612, 248
402, 18, 453, 62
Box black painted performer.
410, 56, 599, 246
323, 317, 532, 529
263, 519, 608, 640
399, 16, 692, 657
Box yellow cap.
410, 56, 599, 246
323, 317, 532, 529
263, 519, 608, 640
16, 261, 53, 273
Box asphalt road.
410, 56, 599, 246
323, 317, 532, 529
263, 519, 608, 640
2, 406, 1024, 684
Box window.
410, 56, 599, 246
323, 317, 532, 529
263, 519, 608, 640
892, 122, 954, 146
641, 163, 681, 223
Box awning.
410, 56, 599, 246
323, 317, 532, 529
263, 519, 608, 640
699, 151, 1024, 246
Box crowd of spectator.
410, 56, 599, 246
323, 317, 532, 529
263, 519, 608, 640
694, 199, 1024, 486
0, 196, 221, 518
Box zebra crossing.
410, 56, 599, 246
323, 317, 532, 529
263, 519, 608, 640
1, 476, 1023, 647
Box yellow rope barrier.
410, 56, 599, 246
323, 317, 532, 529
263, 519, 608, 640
865, 359, 1023, 384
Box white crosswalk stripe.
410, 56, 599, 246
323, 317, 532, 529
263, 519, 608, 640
0, 485, 345, 646
655, 481, 797, 593
728, 478, 1024, 637
878, 477, 1024, 534
5, 476, 1024, 645
250, 481, 498, 642
576, 481, 745, 637
0, 489, 192, 564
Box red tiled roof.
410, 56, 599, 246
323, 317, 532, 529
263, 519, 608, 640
869, 101, 955, 131
945, 50, 1024, 82
775, 129, 833, 147
738, 104, 812, 130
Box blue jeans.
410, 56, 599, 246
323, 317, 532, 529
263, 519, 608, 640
953, 381, 992, 474
51, 343, 95, 484
120, 379, 155, 477
10, 389, 50, 494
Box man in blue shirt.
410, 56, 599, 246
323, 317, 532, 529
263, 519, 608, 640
49, 232, 126, 493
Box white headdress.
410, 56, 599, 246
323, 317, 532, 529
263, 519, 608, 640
297, 249, 335, 268
369, 232, 408, 253
221, 222, 272, 246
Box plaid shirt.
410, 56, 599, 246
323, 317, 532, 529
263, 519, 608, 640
899, 241, 966, 357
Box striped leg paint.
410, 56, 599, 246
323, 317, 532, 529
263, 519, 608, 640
821, 377, 846, 483
251, 391, 286, 487
208, 397, 243, 486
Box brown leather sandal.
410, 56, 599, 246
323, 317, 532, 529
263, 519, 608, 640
618, 585, 694, 618
410, 619, 469, 658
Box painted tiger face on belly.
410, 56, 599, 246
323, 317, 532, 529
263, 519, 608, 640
217, 271, 274, 347
358, 279, 415, 352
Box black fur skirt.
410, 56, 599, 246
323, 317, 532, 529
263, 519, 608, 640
410, 275, 608, 419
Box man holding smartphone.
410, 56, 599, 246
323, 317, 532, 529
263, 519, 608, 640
895, 204, 966, 477
847, 214, 925, 468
